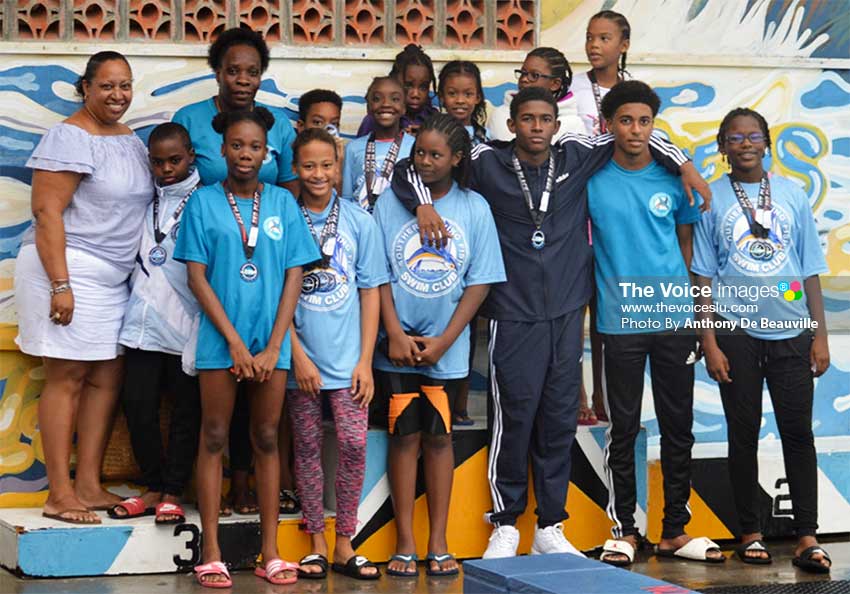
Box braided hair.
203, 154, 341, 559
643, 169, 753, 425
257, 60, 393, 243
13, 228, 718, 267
414, 113, 472, 189
717, 107, 772, 151
527, 47, 572, 100
589, 10, 631, 77
438, 60, 488, 144
389, 43, 437, 103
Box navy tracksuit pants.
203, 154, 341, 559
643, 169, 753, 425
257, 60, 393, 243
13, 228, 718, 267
487, 309, 583, 528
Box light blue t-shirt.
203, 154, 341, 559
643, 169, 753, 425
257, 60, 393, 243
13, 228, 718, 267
172, 98, 297, 186
174, 183, 319, 369
287, 197, 389, 389
342, 133, 416, 210
372, 183, 506, 379
691, 174, 828, 340
588, 160, 701, 334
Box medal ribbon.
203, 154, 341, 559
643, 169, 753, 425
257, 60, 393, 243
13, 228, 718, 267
298, 193, 341, 268
364, 132, 404, 209
588, 71, 607, 134
729, 174, 771, 239
224, 184, 261, 260
153, 184, 199, 244
511, 153, 556, 231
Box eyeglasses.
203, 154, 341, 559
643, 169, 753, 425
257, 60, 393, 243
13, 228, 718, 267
725, 132, 766, 145
515, 69, 557, 83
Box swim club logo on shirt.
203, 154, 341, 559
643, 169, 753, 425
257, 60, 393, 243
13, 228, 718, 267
394, 219, 466, 298
723, 203, 790, 275
263, 216, 283, 241
648, 192, 673, 217
299, 231, 355, 311
263, 144, 278, 166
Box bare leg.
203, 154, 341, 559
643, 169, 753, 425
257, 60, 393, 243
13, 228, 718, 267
39, 357, 98, 523
422, 433, 458, 573
74, 357, 124, 509
197, 370, 238, 586
387, 432, 420, 575
249, 371, 295, 579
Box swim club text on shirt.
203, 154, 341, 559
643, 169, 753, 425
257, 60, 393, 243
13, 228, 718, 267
614, 279, 818, 332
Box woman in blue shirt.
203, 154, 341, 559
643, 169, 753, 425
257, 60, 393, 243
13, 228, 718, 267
692, 108, 831, 573
175, 108, 318, 588
172, 28, 298, 193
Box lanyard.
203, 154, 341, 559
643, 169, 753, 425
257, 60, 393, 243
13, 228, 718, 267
587, 71, 615, 134
298, 193, 340, 268
153, 184, 198, 244
729, 174, 771, 239
364, 132, 404, 209
224, 183, 261, 260
511, 153, 555, 230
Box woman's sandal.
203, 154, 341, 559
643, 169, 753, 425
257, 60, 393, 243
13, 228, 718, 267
332, 555, 381, 580
736, 540, 772, 565
297, 553, 328, 579
254, 558, 299, 585
279, 489, 301, 515
425, 552, 459, 576
195, 561, 232, 589
386, 553, 419, 577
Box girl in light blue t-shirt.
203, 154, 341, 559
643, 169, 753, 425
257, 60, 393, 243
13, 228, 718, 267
692, 108, 830, 573
374, 114, 505, 578
175, 108, 318, 588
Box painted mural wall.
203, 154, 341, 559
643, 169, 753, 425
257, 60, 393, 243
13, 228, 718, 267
1, 0, 849, 498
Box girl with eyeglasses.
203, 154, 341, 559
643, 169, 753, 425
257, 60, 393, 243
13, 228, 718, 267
572, 10, 631, 136
691, 107, 831, 574
487, 47, 583, 142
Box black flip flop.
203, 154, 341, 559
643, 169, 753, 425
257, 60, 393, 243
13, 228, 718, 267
736, 540, 772, 565
332, 555, 381, 580
297, 553, 328, 579
279, 489, 301, 514
792, 546, 831, 574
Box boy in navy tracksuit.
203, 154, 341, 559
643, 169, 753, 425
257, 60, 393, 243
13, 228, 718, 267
389, 86, 708, 558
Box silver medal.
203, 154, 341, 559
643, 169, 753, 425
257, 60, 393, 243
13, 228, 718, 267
240, 262, 259, 282
531, 229, 546, 250
148, 245, 167, 266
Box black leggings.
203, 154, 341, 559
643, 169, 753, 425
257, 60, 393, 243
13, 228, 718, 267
121, 349, 200, 496
716, 329, 818, 537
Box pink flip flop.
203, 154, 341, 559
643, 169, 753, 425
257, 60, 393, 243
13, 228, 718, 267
195, 561, 232, 589
255, 558, 299, 585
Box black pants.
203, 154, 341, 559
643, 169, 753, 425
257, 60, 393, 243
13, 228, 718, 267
121, 348, 201, 496
602, 333, 696, 540
716, 329, 818, 537
487, 309, 582, 528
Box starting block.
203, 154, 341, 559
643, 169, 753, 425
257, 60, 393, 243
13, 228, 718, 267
463, 554, 695, 594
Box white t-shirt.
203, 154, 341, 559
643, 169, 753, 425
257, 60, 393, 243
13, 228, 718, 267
487, 90, 585, 142
571, 72, 612, 136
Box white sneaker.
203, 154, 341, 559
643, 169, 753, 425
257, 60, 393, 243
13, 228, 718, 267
531, 523, 586, 557
482, 525, 520, 559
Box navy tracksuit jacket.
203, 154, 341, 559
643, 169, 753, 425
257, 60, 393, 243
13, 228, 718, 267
391, 132, 688, 526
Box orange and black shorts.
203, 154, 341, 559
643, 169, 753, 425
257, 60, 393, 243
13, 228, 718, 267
381, 372, 459, 437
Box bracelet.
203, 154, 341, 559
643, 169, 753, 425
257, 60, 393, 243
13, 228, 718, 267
49, 282, 71, 296
50, 278, 69, 286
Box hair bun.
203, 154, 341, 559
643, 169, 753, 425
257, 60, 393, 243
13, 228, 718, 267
254, 106, 275, 131
211, 111, 228, 134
